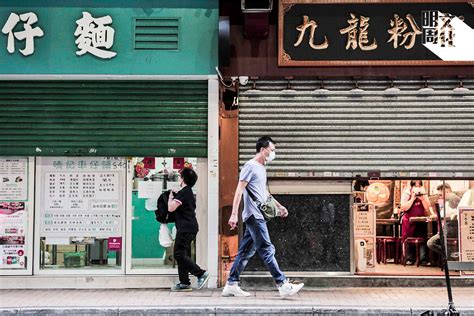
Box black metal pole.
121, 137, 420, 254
434, 201, 458, 315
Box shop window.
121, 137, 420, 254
36, 157, 126, 272
352, 179, 474, 276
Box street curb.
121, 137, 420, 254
2, 307, 474, 316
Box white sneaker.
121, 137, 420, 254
278, 280, 304, 297
221, 282, 251, 297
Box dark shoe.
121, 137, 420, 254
420, 261, 431, 266
197, 271, 210, 289
171, 283, 192, 292
406, 260, 414, 266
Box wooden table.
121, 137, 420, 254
409, 216, 437, 238
376, 218, 400, 237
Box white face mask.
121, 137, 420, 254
265, 150, 276, 162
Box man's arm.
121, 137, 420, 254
228, 181, 248, 230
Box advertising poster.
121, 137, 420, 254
459, 207, 474, 275
39, 157, 126, 239
0, 238, 25, 269
0, 158, 28, 270
0, 158, 28, 201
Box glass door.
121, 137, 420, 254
126, 157, 198, 274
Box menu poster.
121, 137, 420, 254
40, 157, 126, 239
0, 158, 28, 201
353, 203, 375, 237
459, 208, 474, 275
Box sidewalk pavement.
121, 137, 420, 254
1, 287, 473, 315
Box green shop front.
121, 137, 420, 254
0, 0, 219, 288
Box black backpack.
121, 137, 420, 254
155, 190, 176, 224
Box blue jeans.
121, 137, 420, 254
228, 215, 286, 285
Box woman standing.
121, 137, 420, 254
400, 180, 431, 265
168, 167, 209, 291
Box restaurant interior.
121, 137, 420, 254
353, 179, 474, 276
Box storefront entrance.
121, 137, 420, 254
354, 179, 473, 277
229, 78, 474, 280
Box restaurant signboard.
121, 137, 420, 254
278, 0, 474, 66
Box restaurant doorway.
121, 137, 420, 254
353, 179, 473, 276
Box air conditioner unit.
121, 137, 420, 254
241, 0, 273, 39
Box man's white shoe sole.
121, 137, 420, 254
221, 290, 251, 297
279, 284, 304, 297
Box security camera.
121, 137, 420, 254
239, 76, 249, 86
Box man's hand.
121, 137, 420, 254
228, 213, 238, 230
279, 206, 288, 218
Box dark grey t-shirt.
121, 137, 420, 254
240, 159, 267, 222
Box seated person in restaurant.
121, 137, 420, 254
400, 180, 431, 265
427, 183, 460, 256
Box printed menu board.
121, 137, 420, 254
0, 158, 28, 269
39, 157, 126, 238
0, 158, 27, 201
459, 207, 474, 275
353, 203, 376, 269
354, 203, 375, 236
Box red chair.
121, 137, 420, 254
402, 237, 426, 267
377, 236, 401, 264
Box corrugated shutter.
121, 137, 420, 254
239, 79, 474, 178
0, 80, 208, 157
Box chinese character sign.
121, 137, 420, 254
339, 13, 377, 51
387, 14, 422, 49
1, 12, 44, 56
294, 15, 329, 50
74, 12, 117, 59
279, 1, 474, 66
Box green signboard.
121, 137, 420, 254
0, 0, 218, 74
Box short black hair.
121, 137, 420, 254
256, 136, 275, 153
437, 183, 452, 191
410, 180, 423, 187
180, 168, 198, 187
353, 179, 370, 191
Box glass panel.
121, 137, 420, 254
130, 157, 197, 270
0, 158, 30, 272
37, 157, 126, 270
352, 179, 474, 276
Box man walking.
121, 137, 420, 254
222, 136, 304, 297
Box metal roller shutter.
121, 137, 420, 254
239, 79, 474, 178
0, 80, 208, 157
